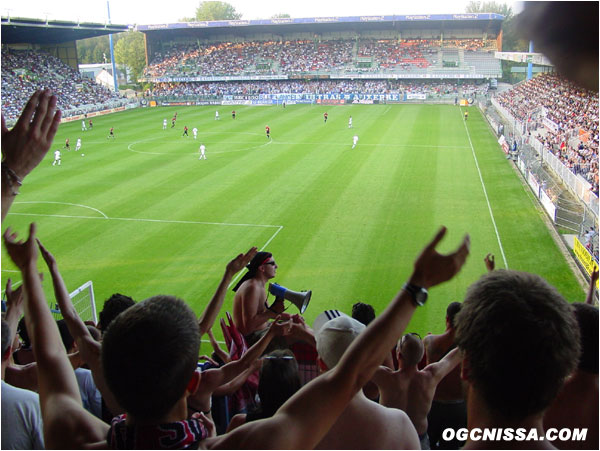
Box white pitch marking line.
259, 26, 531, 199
14, 201, 108, 219
200, 339, 226, 345
7, 210, 285, 290
8, 212, 282, 229
265, 141, 470, 149
461, 109, 509, 269
1, 270, 20, 273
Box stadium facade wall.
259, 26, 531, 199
145, 73, 497, 84
153, 92, 467, 106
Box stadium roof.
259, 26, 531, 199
137, 13, 504, 38
1, 16, 130, 44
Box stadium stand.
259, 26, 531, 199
147, 79, 488, 98
495, 73, 599, 196
1, 48, 130, 125
142, 37, 500, 80
1, 7, 598, 449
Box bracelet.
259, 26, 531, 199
1, 163, 23, 196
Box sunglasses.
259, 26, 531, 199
263, 261, 276, 266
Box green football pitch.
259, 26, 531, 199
1, 103, 584, 340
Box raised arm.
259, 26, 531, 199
6, 352, 82, 393
213, 226, 470, 449
3, 224, 108, 448
288, 314, 316, 348
425, 347, 462, 383
212, 359, 263, 397
484, 253, 495, 272
215, 318, 289, 383
198, 247, 257, 336
37, 238, 123, 416
1, 90, 61, 221
189, 319, 289, 411
585, 268, 598, 305
3, 278, 24, 349
207, 328, 231, 364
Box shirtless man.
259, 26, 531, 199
373, 333, 462, 449
313, 312, 419, 450
6, 224, 470, 449
544, 303, 598, 450
455, 270, 580, 449
423, 301, 466, 449
232, 252, 286, 345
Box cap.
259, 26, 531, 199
313, 310, 365, 369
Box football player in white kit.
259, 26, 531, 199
53, 149, 62, 165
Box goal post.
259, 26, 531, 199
50, 280, 97, 324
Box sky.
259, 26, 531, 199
2, 0, 519, 25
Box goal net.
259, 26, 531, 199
50, 280, 98, 324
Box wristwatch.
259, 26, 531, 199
403, 283, 428, 307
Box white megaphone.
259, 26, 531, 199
268, 283, 312, 314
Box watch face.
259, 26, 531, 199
415, 289, 428, 306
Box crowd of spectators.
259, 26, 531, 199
0, 84, 597, 450
495, 73, 599, 195
143, 37, 497, 79
148, 79, 488, 98
1, 49, 124, 124
357, 39, 436, 70
279, 40, 354, 72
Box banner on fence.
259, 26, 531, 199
573, 237, 599, 287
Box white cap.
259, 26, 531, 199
313, 310, 365, 369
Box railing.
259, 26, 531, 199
491, 97, 598, 218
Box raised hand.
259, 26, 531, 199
3, 223, 38, 270
199, 355, 220, 367
408, 226, 470, 289
484, 253, 495, 272
269, 316, 293, 337
226, 247, 258, 276
269, 296, 286, 314
192, 411, 216, 438
5, 278, 24, 316
2, 89, 61, 179
36, 237, 58, 269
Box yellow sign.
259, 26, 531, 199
573, 237, 599, 288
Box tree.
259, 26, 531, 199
194, 1, 241, 21
466, 1, 512, 18
114, 31, 146, 85
271, 13, 291, 19
77, 36, 111, 64
465, 1, 528, 82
